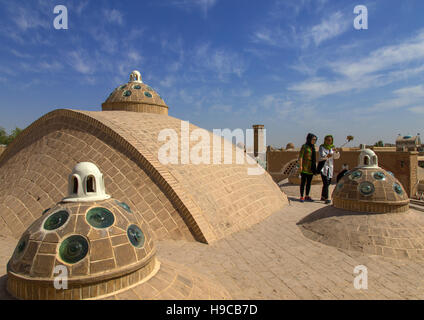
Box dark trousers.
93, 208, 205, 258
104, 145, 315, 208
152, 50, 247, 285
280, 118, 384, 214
321, 173, 332, 200
300, 173, 313, 197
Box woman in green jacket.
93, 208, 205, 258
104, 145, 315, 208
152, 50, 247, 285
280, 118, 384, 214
298, 133, 317, 202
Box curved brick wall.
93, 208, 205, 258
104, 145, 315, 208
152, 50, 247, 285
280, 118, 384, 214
0, 109, 288, 243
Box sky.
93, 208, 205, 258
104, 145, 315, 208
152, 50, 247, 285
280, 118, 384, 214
0, 0, 424, 148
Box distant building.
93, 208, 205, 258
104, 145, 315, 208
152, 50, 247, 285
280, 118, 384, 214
396, 134, 422, 152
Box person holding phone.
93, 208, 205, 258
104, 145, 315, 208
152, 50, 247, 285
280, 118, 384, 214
318, 135, 340, 204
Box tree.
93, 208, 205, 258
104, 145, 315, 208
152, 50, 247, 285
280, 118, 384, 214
0, 127, 23, 146
374, 140, 384, 147
0, 127, 8, 145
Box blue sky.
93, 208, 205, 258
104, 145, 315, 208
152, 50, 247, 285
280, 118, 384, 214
0, 0, 424, 148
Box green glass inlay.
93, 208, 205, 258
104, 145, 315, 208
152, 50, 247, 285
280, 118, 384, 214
86, 207, 115, 229
59, 235, 89, 264
144, 92, 152, 98
127, 225, 145, 248
394, 183, 403, 195
359, 181, 375, 196
387, 171, 395, 177
123, 90, 132, 97
146, 86, 153, 92
44, 210, 69, 231
16, 236, 28, 254
115, 200, 132, 213
349, 170, 363, 180
133, 85, 142, 90
119, 85, 127, 90
42, 208, 51, 215
373, 172, 386, 181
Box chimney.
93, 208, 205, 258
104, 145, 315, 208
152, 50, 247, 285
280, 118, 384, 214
252, 125, 265, 157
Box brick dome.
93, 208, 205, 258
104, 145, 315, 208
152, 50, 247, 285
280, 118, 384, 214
102, 71, 168, 115
298, 148, 417, 261
7, 163, 158, 300
0, 109, 287, 245
332, 148, 409, 213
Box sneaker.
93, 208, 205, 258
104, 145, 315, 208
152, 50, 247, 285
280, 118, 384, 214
325, 200, 331, 204
300, 197, 305, 203
305, 196, 313, 202
320, 197, 326, 201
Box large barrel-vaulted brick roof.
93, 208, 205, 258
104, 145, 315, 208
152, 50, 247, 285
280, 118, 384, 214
0, 109, 287, 244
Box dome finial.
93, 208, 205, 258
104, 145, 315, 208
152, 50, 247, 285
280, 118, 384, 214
129, 70, 143, 83
63, 162, 111, 202
358, 147, 378, 168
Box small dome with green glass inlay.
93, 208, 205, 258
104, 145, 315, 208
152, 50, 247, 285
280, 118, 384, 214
102, 71, 169, 115
332, 147, 409, 214
86, 207, 115, 229
6, 162, 158, 300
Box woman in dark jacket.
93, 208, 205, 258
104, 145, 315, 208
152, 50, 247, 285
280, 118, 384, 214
298, 133, 317, 202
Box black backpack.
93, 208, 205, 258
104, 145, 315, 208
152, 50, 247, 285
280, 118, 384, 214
314, 160, 326, 175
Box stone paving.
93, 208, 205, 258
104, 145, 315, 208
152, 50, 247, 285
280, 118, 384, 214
155, 185, 424, 300
2, 183, 424, 299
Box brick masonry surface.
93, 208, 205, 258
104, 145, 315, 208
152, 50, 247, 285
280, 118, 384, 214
3, 183, 424, 299
0, 111, 194, 243
0, 109, 288, 245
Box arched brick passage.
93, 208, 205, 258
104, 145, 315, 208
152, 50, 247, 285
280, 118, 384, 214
0, 109, 288, 243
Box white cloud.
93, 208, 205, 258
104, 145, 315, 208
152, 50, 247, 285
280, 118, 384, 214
303, 11, 350, 46
251, 9, 349, 48
331, 30, 424, 79
209, 104, 232, 113
366, 85, 424, 113
103, 9, 124, 25
68, 50, 94, 74
160, 75, 176, 88
289, 30, 424, 98
193, 43, 246, 80
12, 6, 49, 31
10, 49, 31, 59
74, 0, 89, 16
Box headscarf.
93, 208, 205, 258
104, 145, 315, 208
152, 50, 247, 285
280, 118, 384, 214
305, 133, 317, 173
321, 135, 335, 150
